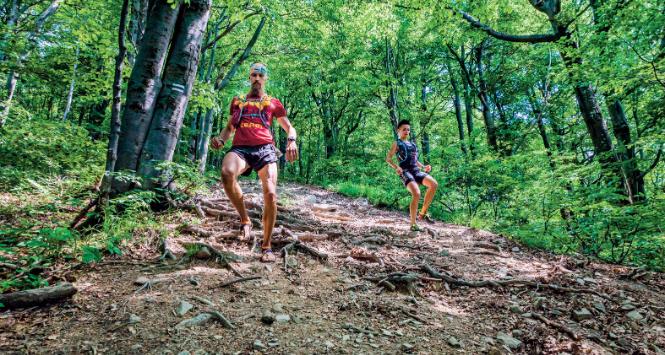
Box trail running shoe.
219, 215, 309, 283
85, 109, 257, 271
410, 224, 422, 232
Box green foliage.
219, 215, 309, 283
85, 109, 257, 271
0, 118, 104, 190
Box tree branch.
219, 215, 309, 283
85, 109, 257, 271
202, 11, 260, 52
457, 9, 567, 43
640, 148, 662, 179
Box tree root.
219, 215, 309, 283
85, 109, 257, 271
160, 238, 177, 261
219, 275, 261, 288
420, 264, 616, 302
531, 312, 579, 340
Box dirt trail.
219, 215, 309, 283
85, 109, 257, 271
1, 181, 663, 354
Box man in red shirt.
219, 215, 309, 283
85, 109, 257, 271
210, 63, 298, 262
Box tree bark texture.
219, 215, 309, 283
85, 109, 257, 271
112, 0, 181, 194
137, 0, 212, 190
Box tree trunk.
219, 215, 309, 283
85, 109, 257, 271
100, 0, 130, 200
474, 42, 498, 153
419, 82, 430, 163
1, 0, 62, 125
608, 99, 645, 202
1, 69, 17, 125
447, 58, 467, 155
196, 109, 214, 173
127, 0, 149, 66
137, 0, 211, 190
62, 47, 79, 121
0, 0, 18, 63
528, 90, 554, 168
384, 38, 399, 131
112, 0, 181, 194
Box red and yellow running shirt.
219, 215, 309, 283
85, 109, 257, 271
229, 94, 287, 147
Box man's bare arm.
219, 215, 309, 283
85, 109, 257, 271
211, 117, 235, 149
276, 116, 298, 162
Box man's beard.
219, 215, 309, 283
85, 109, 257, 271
249, 82, 262, 95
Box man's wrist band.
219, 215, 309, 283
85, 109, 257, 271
287, 137, 296, 142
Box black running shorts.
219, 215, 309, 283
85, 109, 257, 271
400, 168, 428, 186
229, 144, 278, 176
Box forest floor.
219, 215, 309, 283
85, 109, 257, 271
1, 181, 664, 354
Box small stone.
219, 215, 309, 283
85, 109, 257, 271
573, 308, 593, 321
275, 314, 291, 323
253, 340, 266, 350
448, 336, 461, 348
593, 302, 606, 313
626, 310, 643, 321
381, 329, 393, 337
177, 351, 190, 355
496, 332, 521, 349
482, 336, 495, 345
261, 311, 275, 325
512, 329, 524, 338
575, 278, 586, 286
512, 247, 520, 252
128, 314, 141, 324
324, 340, 334, 348
176, 301, 194, 316
439, 249, 450, 257
130, 344, 142, 350
127, 326, 136, 335
272, 303, 284, 313
395, 330, 404, 336
267, 339, 279, 347
213, 335, 223, 340
342, 335, 350, 342
510, 305, 522, 314
521, 313, 532, 318
621, 303, 636, 311
401, 343, 415, 352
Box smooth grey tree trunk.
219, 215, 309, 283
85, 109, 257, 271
127, 0, 149, 66
62, 46, 79, 121
137, 0, 211, 190
112, 0, 181, 194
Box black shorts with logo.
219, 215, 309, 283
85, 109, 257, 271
400, 167, 428, 186
230, 144, 278, 176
